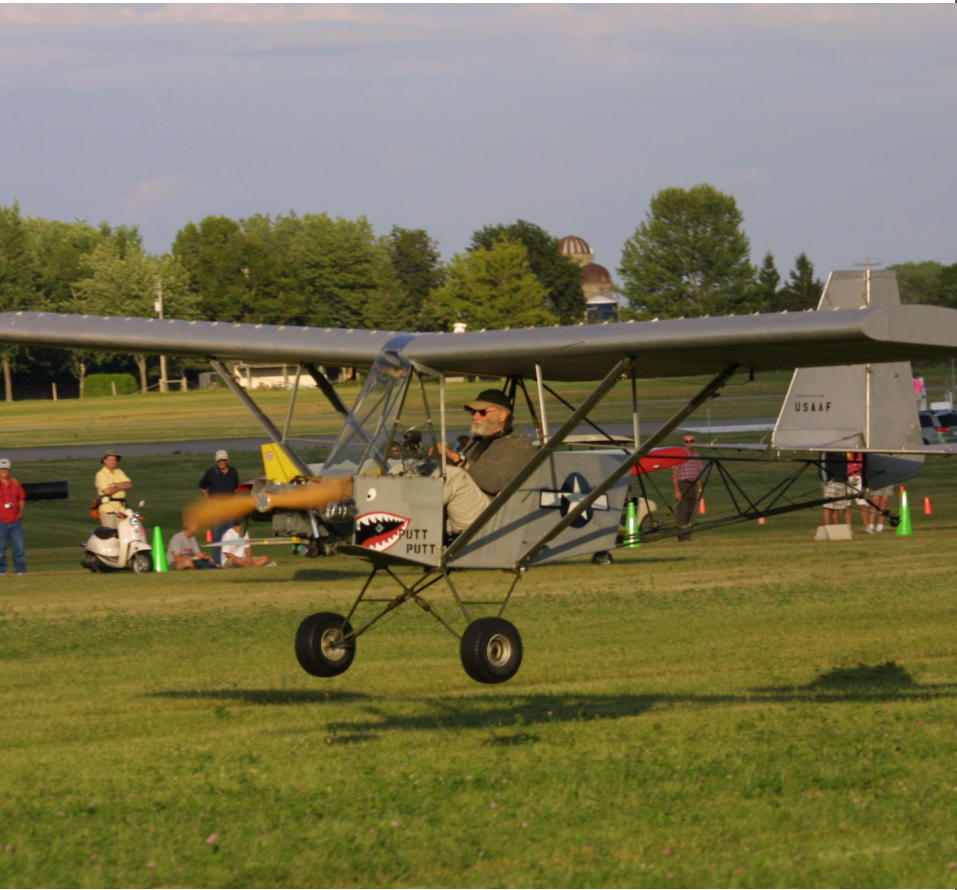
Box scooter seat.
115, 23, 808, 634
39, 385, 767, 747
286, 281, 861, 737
93, 527, 118, 540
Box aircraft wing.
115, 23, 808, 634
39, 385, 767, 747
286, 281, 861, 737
1, 303, 956, 381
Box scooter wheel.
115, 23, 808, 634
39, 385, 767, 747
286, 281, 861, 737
131, 552, 153, 573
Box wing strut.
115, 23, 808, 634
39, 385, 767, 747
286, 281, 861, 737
517, 363, 739, 567
304, 363, 350, 417
209, 357, 311, 477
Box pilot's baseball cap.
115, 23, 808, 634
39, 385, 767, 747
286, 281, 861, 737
464, 390, 512, 412
215, 449, 229, 461
0, 458, 10, 469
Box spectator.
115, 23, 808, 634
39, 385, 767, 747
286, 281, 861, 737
167, 517, 219, 570
0, 458, 26, 576
199, 449, 240, 563
913, 373, 926, 410
821, 452, 852, 527
95, 449, 132, 530
220, 519, 276, 568
672, 435, 704, 541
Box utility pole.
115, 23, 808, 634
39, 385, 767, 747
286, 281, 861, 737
154, 282, 168, 393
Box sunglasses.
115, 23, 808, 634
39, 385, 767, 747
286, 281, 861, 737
683, 439, 695, 444
468, 407, 495, 416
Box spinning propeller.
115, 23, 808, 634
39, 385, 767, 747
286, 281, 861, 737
185, 477, 353, 530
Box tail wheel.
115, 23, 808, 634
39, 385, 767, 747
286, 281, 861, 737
460, 617, 523, 684
295, 612, 355, 677
131, 551, 153, 573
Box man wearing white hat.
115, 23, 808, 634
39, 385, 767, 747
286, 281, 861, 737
0, 458, 27, 576
199, 449, 240, 563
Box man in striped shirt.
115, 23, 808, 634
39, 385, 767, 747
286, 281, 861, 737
672, 435, 704, 542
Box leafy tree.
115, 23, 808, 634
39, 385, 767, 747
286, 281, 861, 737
751, 252, 781, 313
280, 213, 405, 329
425, 239, 556, 331
172, 216, 251, 320
387, 226, 444, 330
937, 263, 957, 309
470, 220, 584, 323
892, 261, 945, 306
72, 235, 193, 391
618, 184, 756, 319
0, 202, 40, 400
777, 253, 823, 311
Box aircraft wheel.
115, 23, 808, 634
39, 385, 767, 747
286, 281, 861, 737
295, 612, 355, 677
460, 617, 523, 684
131, 552, 153, 573
592, 550, 614, 565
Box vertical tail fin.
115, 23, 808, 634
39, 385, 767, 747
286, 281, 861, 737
772, 269, 924, 489
772, 269, 922, 452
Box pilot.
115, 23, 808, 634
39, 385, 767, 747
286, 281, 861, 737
95, 449, 132, 529
442, 389, 535, 533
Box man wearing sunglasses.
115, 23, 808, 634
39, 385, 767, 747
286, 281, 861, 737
672, 435, 704, 542
442, 389, 535, 533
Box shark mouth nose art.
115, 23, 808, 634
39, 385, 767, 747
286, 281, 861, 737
355, 512, 411, 552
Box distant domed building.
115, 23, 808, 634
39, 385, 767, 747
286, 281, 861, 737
558, 235, 618, 322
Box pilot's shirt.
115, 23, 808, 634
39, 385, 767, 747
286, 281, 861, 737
460, 430, 535, 495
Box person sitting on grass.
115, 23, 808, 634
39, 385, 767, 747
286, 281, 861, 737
220, 519, 276, 568
167, 518, 219, 570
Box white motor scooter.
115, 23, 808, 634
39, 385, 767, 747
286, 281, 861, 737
82, 501, 153, 573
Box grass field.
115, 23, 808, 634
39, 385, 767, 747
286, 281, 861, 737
2, 389, 957, 887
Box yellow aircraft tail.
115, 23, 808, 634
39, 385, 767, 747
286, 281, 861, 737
260, 442, 303, 484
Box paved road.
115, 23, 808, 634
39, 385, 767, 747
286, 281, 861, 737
2, 418, 774, 463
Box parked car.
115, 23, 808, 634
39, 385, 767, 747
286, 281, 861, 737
919, 410, 957, 444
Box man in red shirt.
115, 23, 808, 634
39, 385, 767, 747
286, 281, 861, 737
0, 458, 27, 576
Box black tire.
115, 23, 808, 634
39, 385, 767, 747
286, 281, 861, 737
460, 617, 523, 684
131, 551, 152, 573
592, 550, 614, 565
81, 552, 100, 573
295, 612, 355, 677
639, 515, 661, 534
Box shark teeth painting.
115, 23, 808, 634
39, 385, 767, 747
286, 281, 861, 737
355, 511, 412, 552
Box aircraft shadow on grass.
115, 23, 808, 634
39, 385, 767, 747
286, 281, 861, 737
149, 662, 957, 745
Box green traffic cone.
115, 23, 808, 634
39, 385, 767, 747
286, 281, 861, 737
152, 525, 168, 572
625, 498, 641, 548
895, 486, 913, 537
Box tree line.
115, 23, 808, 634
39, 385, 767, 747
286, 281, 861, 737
2, 185, 954, 399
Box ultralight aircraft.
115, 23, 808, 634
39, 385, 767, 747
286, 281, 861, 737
1, 268, 955, 684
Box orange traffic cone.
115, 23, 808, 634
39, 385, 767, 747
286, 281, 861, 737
757, 515, 767, 525
205, 528, 213, 543
698, 496, 707, 515
923, 496, 933, 515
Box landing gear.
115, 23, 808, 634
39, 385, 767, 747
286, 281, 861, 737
295, 612, 356, 677
460, 617, 523, 684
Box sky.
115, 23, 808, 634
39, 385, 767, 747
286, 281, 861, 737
2, 3, 955, 286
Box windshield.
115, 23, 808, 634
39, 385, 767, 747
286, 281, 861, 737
323, 351, 411, 475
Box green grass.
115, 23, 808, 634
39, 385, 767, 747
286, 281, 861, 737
2, 391, 957, 887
